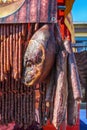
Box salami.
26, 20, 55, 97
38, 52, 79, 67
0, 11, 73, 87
67, 50, 78, 126
64, 40, 82, 101
52, 50, 68, 129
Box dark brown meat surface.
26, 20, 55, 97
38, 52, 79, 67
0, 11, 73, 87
52, 50, 68, 129
64, 40, 82, 101
23, 24, 56, 86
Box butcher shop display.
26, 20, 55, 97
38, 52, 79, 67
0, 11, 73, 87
0, 0, 82, 130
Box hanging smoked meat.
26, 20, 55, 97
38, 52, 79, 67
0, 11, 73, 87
52, 49, 68, 130
64, 40, 82, 101
23, 24, 56, 86
0, 22, 82, 130
0, 24, 28, 81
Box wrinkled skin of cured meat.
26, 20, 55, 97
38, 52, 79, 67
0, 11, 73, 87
23, 24, 56, 86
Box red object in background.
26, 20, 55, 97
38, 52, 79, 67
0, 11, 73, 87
60, 104, 80, 130
43, 121, 56, 130
43, 103, 80, 130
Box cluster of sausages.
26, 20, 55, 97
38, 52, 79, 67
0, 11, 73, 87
0, 76, 41, 129
42, 24, 82, 129
0, 24, 28, 81
0, 23, 82, 130
0, 23, 50, 129
24, 23, 82, 129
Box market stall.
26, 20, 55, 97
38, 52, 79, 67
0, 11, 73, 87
0, 0, 82, 130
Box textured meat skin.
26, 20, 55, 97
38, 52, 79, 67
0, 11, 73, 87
23, 24, 56, 86
67, 63, 78, 126
67, 86, 78, 126
64, 40, 82, 101
52, 50, 68, 129
75, 51, 87, 101
0, 24, 28, 81
0, 25, 4, 81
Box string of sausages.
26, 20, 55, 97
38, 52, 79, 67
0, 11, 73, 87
0, 80, 48, 129
0, 24, 28, 81
0, 23, 48, 129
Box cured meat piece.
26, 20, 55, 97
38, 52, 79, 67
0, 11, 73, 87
12, 25, 16, 78
52, 50, 68, 129
67, 83, 78, 126
1, 82, 5, 123
27, 23, 35, 41
23, 24, 56, 86
21, 23, 28, 38
7, 75, 11, 123
0, 25, 4, 81
12, 24, 19, 79
4, 80, 8, 124
67, 59, 78, 126
6, 25, 10, 71
9, 25, 13, 67
18, 35, 22, 78
35, 87, 41, 124
64, 40, 82, 101
45, 67, 56, 123
54, 23, 64, 50
21, 23, 28, 52
45, 68, 55, 102
34, 23, 39, 32
75, 51, 87, 101
3, 25, 7, 76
